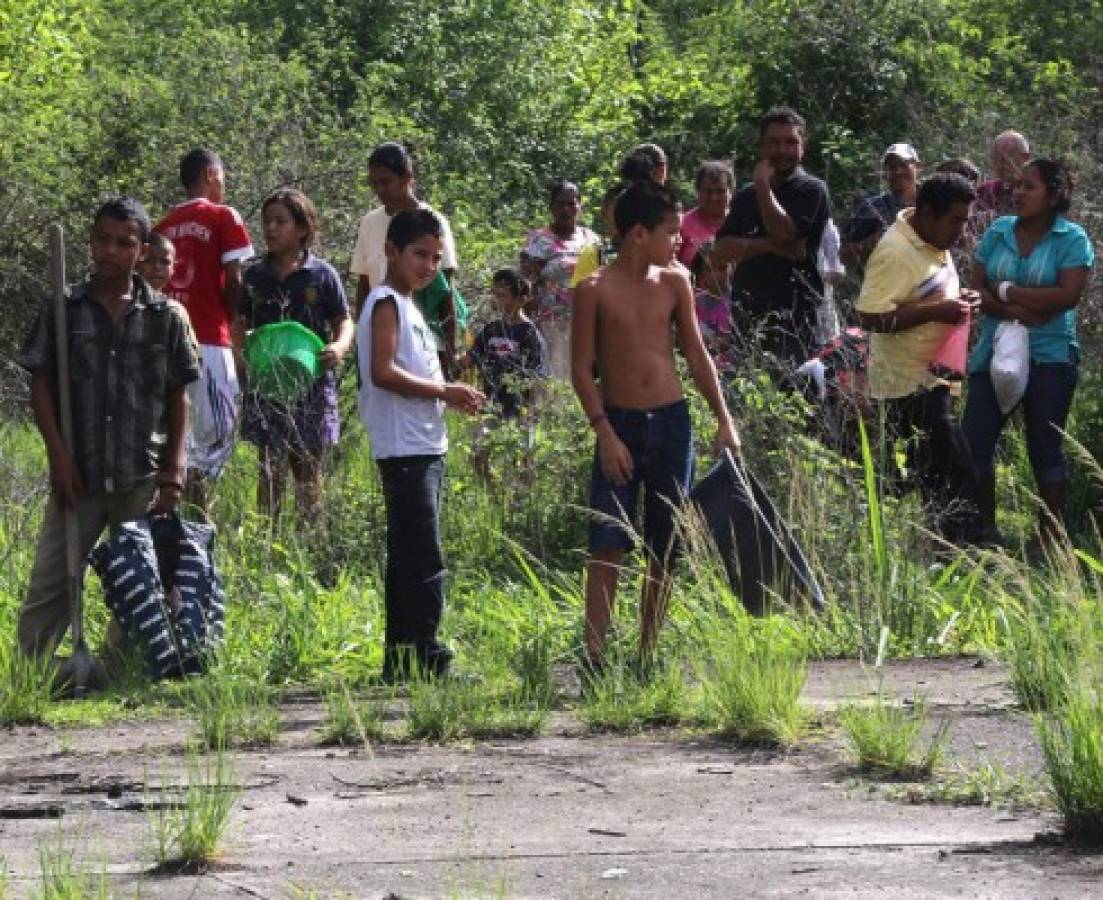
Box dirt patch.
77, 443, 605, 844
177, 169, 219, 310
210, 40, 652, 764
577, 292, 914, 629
1, 657, 1097, 898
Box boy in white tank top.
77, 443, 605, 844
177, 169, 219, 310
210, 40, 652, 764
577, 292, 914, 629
356, 209, 484, 681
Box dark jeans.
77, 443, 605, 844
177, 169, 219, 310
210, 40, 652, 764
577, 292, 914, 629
882, 387, 982, 544
377, 454, 447, 665
963, 361, 1078, 485
588, 400, 694, 568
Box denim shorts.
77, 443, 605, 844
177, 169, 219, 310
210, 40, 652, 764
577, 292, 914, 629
588, 400, 694, 565
963, 359, 1079, 484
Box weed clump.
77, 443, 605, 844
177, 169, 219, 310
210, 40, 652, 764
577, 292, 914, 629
320, 680, 389, 746
0, 642, 56, 726
35, 825, 110, 899
149, 751, 239, 870
694, 618, 807, 745
580, 660, 685, 731
1037, 684, 1103, 843
407, 676, 547, 741
838, 692, 950, 778
178, 672, 280, 750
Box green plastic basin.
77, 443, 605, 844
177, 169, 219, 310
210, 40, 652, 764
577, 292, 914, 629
244, 321, 323, 405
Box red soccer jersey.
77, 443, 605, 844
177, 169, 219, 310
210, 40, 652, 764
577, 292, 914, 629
155, 199, 253, 347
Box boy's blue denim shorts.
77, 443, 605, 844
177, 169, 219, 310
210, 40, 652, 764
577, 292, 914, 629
588, 400, 694, 566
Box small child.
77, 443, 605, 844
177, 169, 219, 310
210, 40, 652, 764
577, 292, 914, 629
16, 198, 199, 670
238, 189, 353, 520
572, 181, 741, 668
139, 232, 176, 292
464, 269, 548, 419
690, 246, 734, 373
357, 208, 485, 681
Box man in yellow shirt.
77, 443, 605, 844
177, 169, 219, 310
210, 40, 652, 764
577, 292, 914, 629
855, 173, 982, 544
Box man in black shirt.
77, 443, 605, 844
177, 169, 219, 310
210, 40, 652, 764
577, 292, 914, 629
708, 107, 831, 369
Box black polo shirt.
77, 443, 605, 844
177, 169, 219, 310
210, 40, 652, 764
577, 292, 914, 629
717, 168, 830, 323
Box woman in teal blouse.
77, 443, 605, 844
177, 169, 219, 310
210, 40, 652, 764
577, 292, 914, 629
962, 159, 1094, 541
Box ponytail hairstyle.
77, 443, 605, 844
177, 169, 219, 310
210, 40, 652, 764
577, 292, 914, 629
1025, 158, 1074, 214
619, 143, 668, 183
492, 267, 531, 301
368, 141, 415, 178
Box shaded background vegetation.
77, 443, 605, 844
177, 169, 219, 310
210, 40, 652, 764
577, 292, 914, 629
2, 0, 1100, 319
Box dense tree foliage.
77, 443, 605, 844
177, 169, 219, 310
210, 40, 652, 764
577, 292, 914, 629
1, 0, 1100, 349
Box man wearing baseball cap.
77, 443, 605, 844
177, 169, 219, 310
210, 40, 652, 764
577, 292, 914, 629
842, 143, 921, 264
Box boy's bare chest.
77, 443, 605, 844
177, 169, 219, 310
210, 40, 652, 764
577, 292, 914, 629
597, 289, 676, 336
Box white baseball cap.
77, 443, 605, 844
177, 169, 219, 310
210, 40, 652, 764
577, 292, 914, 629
883, 143, 919, 164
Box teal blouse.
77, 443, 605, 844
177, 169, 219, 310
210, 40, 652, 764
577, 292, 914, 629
968, 215, 1094, 373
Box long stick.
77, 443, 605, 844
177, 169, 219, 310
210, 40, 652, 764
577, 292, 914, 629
49, 224, 91, 695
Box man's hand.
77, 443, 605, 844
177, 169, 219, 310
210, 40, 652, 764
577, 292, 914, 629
753, 159, 775, 186
924, 298, 975, 325
48, 448, 82, 510
769, 236, 807, 261
715, 419, 742, 458
598, 431, 634, 486
442, 383, 485, 415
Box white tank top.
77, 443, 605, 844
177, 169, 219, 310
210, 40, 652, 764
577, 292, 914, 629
357, 285, 447, 459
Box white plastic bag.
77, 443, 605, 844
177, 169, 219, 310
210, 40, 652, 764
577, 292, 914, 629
990, 321, 1030, 414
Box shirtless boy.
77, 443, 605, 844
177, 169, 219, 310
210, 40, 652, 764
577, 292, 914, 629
571, 180, 741, 669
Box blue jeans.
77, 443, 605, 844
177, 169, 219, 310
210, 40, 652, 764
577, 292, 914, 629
963, 361, 1078, 484
588, 400, 694, 567
376, 455, 448, 664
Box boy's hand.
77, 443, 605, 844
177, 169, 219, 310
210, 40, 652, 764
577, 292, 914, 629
152, 483, 183, 514
320, 343, 347, 369
48, 449, 83, 510
598, 430, 634, 486
715, 419, 742, 458
442, 382, 485, 415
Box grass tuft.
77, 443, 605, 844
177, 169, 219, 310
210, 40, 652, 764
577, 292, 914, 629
838, 691, 950, 778
320, 680, 389, 746
178, 671, 280, 750
580, 660, 685, 731
149, 750, 239, 870
694, 618, 807, 745
407, 676, 547, 741
34, 825, 110, 899
0, 642, 57, 726
1037, 684, 1103, 843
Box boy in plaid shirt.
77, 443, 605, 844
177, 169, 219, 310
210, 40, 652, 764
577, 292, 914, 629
16, 198, 199, 664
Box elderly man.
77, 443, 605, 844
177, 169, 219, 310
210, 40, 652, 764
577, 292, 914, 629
976, 130, 1031, 218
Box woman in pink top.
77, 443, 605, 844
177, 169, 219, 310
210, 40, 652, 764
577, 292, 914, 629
678, 161, 735, 267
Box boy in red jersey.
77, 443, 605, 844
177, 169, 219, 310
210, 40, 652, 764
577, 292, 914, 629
155, 148, 253, 512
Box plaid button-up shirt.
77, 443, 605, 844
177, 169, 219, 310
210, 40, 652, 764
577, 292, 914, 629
17, 275, 201, 493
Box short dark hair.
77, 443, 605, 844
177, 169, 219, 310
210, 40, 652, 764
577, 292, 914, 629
387, 207, 442, 250
179, 148, 221, 190
549, 180, 579, 205
613, 180, 680, 235
619, 143, 668, 182
492, 268, 530, 299
934, 157, 981, 186
145, 231, 174, 254
1025, 158, 1074, 214
915, 173, 976, 218
759, 106, 806, 139
262, 188, 318, 248
94, 197, 150, 241
695, 160, 735, 191
369, 141, 415, 178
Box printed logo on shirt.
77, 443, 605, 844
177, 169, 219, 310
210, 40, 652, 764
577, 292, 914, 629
161, 221, 212, 243
304, 286, 319, 306
487, 336, 520, 358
